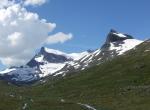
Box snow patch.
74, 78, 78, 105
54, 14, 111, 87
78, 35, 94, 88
0, 68, 16, 74
109, 39, 143, 55
94, 50, 101, 56
112, 32, 127, 38
44, 47, 67, 55
39, 63, 66, 77
80, 54, 90, 62
53, 71, 65, 76
144, 50, 150, 52
9, 67, 39, 82
69, 51, 89, 60
22, 103, 28, 110
35, 55, 44, 62
44, 47, 89, 61
77, 103, 97, 110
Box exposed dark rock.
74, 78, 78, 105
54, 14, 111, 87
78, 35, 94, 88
101, 29, 134, 50
27, 47, 73, 68
105, 29, 133, 44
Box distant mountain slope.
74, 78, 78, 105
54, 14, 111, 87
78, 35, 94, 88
0, 39, 149, 110
0, 29, 143, 83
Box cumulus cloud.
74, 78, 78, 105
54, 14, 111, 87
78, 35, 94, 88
24, 0, 47, 6
46, 32, 73, 44
0, 4, 55, 66
0, 0, 15, 8
0, 1, 73, 67
0, 0, 47, 7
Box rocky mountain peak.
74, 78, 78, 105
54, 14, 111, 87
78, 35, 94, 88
40, 47, 45, 54
27, 47, 73, 68
0, 29, 143, 84
110, 29, 117, 33
105, 29, 134, 44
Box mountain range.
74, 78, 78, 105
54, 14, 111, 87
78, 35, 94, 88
0, 29, 143, 84
0, 29, 149, 110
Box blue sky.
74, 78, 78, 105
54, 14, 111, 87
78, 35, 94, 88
28, 0, 150, 52
0, 0, 150, 69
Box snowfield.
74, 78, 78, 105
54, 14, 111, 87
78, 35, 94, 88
109, 39, 143, 55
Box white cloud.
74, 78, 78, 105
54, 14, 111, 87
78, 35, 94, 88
0, 0, 15, 8
0, 57, 26, 66
0, 0, 72, 66
0, 0, 47, 8
46, 32, 73, 44
0, 1, 73, 67
0, 3, 54, 66
24, 0, 47, 6
7, 32, 24, 47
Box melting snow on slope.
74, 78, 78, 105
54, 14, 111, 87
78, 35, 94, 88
109, 39, 143, 55
112, 32, 127, 38
33, 47, 91, 77
2, 67, 39, 82
22, 103, 28, 110
92, 49, 101, 56
39, 63, 66, 77
0, 67, 40, 82
44, 47, 89, 60
68, 51, 89, 60
35, 55, 44, 62
77, 103, 97, 110
0, 68, 16, 74
44, 47, 67, 56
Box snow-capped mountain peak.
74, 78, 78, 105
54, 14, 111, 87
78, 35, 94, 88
42, 47, 67, 56
106, 29, 133, 43
102, 29, 143, 55
0, 29, 144, 84
23, 47, 90, 78
109, 39, 143, 55
68, 51, 89, 61
38, 47, 89, 61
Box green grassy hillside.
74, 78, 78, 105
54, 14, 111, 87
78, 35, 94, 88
0, 41, 150, 110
